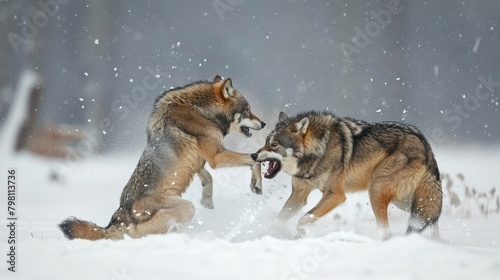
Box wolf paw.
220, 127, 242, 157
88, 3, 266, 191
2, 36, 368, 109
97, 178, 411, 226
200, 197, 214, 209
250, 178, 262, 195
295, 214, 316, 238
294, 226, 308, 239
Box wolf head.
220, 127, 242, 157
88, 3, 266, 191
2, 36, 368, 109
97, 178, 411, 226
213, 75, 266, 137
251, 111, 311, 178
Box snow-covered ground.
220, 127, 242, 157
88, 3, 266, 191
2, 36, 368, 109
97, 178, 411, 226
0, 141, 499, 279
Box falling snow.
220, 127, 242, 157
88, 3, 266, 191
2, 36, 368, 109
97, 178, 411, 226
1, 1, 499, 279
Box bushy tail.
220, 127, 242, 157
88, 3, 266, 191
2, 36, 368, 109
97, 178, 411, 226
59, 217, 108, 240
406, 172, 443, 237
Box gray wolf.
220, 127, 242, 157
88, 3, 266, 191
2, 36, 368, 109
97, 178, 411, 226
59, 75, 265, 240
251, 111, 442, 239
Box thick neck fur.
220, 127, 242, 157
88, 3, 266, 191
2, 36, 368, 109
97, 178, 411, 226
151, 80, 231, 136
294, 113, 336, 179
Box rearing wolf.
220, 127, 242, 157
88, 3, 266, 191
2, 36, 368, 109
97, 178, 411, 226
60, 76, 265, 240
252, 111, 442, 239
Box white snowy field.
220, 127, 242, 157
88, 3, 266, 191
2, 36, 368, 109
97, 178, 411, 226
0, 143, 500, 280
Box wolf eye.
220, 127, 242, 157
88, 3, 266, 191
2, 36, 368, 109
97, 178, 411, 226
271, 142, 279, 147
245, 107, 250, 113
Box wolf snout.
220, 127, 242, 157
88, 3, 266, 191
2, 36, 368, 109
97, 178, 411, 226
251, 153, 258, 161
260, 121, 266, 128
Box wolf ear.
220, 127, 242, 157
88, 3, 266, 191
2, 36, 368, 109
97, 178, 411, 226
293, 117, 309, 135
278, 112, 288, 122
222, 78, 235, 99
213, 75, 223, 83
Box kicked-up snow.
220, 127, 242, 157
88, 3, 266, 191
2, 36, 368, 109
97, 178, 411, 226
0, 145, 499, 279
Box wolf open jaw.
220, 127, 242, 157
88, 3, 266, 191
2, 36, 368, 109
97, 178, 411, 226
252, 111, 442, 240
59, 75, 266, 240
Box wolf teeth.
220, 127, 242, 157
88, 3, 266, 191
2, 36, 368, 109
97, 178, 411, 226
269, 161, 276, 170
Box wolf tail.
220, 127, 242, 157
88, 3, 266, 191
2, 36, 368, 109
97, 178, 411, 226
59, 217, 115, 240
406, 169, 443, 237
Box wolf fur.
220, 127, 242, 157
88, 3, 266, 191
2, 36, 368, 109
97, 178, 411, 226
252, 111, 442, 239
59, 75, 265, 240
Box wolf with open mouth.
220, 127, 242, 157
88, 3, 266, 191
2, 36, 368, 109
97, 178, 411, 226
59, 76, 266, 240
251, 111, 442, 239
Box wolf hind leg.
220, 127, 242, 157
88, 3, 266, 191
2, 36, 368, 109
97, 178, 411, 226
198, 167, 214, 209
368, 183, 393, 240
127, 196, 195, 238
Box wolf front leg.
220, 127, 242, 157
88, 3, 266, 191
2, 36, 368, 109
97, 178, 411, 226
250, 163, 262, 194
210, 150, 262, 194
277, 177, 315, 222
211, 149, 256, 168
198, 167, 214, 209
295, 178, 347, 238
198, 137, 258, 194
198, 136, 255, 168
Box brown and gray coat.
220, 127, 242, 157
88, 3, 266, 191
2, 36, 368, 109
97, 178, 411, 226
252, 111, 442, 239
60, 76, 265, 240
